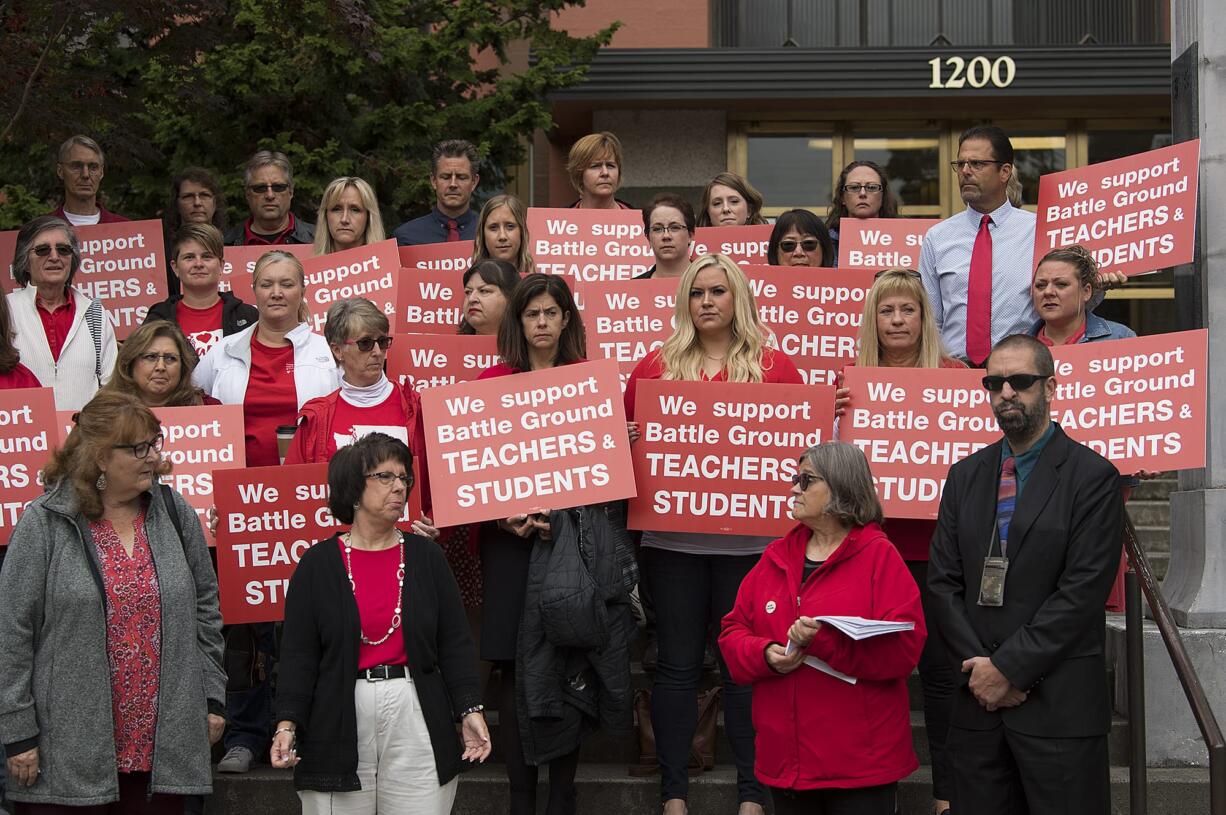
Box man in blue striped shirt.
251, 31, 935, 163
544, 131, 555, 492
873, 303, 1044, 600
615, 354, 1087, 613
920, 126, 1035, 365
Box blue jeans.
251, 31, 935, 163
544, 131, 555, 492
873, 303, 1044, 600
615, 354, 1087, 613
223, 623, 276, 754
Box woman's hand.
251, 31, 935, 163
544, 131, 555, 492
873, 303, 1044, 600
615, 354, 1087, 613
787, 616, 822, 649
207, 713, 226, 745
764, 643, 805, 675
627, 421, 640, 444
411, 515, 441, 541
206, 505, 219, 538
6, 747, 39, 787
833, 386, 851, 418
461, 712, 492, 763
270, 722, 299, 769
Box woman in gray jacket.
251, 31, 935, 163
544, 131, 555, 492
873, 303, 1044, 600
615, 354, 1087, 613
0, 390, 226, 811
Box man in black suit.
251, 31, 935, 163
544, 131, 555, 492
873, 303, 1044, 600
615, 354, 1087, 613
928, 334, 1124, 814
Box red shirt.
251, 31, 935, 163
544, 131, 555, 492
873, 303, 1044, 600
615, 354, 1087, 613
242, 214, 299, 246
340, 539, 410, 670
36, 294, 76, 362
243, 335, 298, 466
328, 389, 410, 458
176, 300, 225, 358
623, 347, 803, 421
91, 508, 162, 773
0, 364, 41, 389
1036, 322, 1087, 347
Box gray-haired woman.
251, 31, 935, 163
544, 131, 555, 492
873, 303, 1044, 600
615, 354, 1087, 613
719, 442, 925, 815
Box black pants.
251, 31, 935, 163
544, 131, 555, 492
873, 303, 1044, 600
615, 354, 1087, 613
643, 547, 765, 805
948, 723, 1110, 815
497, 661, 580, 815
769, 782, 898, 815
907, 560, 956, 800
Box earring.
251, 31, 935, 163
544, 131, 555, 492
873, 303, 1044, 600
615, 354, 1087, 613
96, 472, 108, 491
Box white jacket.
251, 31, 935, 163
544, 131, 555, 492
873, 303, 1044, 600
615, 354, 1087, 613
192, 322, 339, 407
6, 286, 117, 410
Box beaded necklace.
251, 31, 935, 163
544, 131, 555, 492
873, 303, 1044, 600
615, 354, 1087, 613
341, 531, 405, 646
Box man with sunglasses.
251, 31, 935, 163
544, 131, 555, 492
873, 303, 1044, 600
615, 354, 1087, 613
927, 334, 1123, 814
48, 135, 129, 227
223, 151, 315, 247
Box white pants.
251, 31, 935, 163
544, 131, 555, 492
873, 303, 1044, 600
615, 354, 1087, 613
300, 676, 458, 815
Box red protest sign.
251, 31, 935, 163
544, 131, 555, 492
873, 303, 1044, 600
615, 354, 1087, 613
0, 230, 16, 285
395, 268, 463, 333
528, 208, 653, 282
1034, 140, 1200, 277
399, 240, 474, 276
745, 266, 874, 386
0, 388, 58, 546
386, 333, 499, 393
691, 225, 772, 265
301, 239, 400, 332
840, 366, 995, 520
837, 218, 939, 270
420, 358, 635, 527
627, 380, 834, 537
218, 243, 314, 300
1049, 329, 1206, 472
214, 460, 423, 623
67, 220, 167, 340
579, 277, 678, 385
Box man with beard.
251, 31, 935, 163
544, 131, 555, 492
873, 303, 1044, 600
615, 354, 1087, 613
927, 334, 1123, 814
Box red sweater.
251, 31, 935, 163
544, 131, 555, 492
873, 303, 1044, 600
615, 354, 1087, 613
623, 347, 802, 421
719, 522, 924, 790
0, 364, 41, 390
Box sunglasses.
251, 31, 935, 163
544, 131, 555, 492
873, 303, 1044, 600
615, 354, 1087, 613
790, 473, 823, 490
874, 269, 921, 280
779, 239, 820, 253
31, 243, 73, 258
981, 373, 1050, 393
344, 335, 394, 352
249, 183, 290, 194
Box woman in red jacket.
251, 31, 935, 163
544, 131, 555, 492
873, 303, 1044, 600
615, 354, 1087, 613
719, 441, 925, 815
624, 254, 801, 815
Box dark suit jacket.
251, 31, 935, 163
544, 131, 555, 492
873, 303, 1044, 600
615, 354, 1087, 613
928, 423, 1123, 738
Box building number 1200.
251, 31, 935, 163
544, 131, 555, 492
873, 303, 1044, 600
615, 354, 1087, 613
928, 56, 1016, 89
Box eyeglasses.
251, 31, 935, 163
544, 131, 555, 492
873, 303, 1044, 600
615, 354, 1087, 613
842, 183, 884, 194
30, 243, 73, 258
366, 471, 411, 488
779, 239, 820, 253
249, 183, 290, 194
344, 335, 394, 352
950, 159, 1006, 173
138, 352, 181, 366
178, 191, 215, 203
649, 224, 689, 236
874, 269, 922, 280
790, 472, 823, 491
113, 434, 165, 459
982, 373, 1050, 393
62, 161, 102, 175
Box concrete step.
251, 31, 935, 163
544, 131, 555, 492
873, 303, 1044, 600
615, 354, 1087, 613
1149, 552, 1170, 582
207, 764, 1211, 815
1134, 524, 1171, 553
1131, 477, 1178, 502
1127, 499, 1172, 528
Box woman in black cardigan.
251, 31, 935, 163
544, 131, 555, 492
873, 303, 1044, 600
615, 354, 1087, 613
271, 433, 490, 814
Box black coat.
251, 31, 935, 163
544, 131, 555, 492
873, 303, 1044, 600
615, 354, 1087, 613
516, 504, 633, 765
927, 423, 1124, 738
144, 291, 258, 339
275, 533, 482, 791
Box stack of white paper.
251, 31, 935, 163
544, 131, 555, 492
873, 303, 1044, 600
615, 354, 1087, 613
783, 616, 916, 685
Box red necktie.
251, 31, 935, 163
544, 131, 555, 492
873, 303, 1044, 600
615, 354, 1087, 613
966, 213, 993, 365
446, 219, 460, 242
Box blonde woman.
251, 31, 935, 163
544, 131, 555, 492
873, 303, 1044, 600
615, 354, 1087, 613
470, 194, 536, 274
313, 177, 386, 255
623, 254, 802, 815
834, 268, 962, 815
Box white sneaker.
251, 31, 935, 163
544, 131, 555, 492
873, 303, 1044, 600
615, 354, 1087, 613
216, 745, 255, 773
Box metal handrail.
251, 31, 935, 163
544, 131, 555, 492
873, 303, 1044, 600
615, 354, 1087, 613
1122, 513, 1226, 815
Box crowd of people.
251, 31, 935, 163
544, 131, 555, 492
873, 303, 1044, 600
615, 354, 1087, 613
0, 124, 1144, 815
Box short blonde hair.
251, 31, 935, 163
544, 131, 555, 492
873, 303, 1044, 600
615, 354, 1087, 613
566, 132, 624, 194
253, 251, 310, 324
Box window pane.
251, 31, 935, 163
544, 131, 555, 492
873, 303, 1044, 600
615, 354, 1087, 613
1088, 130, 1173, 165
1010, 135, 1066, 206
851, 135, 940, 207
747, 135, 833, 209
